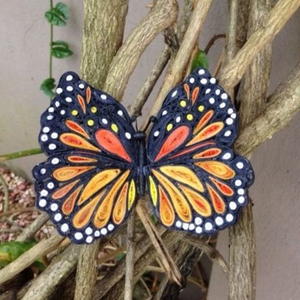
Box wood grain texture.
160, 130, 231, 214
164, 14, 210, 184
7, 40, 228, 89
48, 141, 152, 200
76, 2, 129, 299
148, 0, 213, 118
104, 0, 178, 100
0, 234, 64, 285
124, 213, 135, 300
22, 245, 80, 300
80, 0, 128, 88
235, 62, 300, 157
229, 1, 272, 299
219, 0, 300, 90
16, 213, 49, 242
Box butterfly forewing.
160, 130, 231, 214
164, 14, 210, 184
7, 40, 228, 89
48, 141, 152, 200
146, 68, 254, 235
33, 72, 138, 244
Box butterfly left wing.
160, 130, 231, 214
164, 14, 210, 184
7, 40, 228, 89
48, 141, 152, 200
146, 68, 254, 235
33, 72, 138, 244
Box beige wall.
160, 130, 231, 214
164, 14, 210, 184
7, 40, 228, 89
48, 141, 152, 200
0, 1, 299, 299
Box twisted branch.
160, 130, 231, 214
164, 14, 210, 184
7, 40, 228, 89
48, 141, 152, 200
103, 0, 178, 99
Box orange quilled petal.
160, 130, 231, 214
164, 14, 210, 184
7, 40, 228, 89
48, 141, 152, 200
179, 184, 212, 217
62, 185, 82, 215
86, 87, 92, 103
188, 122, 224, 146
195, 161, 235, 180
53, 166, 95, 181
170, 141, 215, 159
152, 170, 192, 222
95, 129, 132, 162
210, 177, 234, 196
159, 165, 204, 192
193, 110, 214, 134
191, 87, 200, 104
155, 126, 190, 161
67, 156, 97, 163
94, 170, 130, 228
112, 182, 128, 225
158, 186, 175, 227
207, 184, 226, 214
60, 133, 100, 152
184, 83, 190, 99
65, 120, 90, 139
78, 169, 121, 205
193, 148, 222, 159
73, 191, 104, 229
77, 94, 86, 113
52, 180, 79, 200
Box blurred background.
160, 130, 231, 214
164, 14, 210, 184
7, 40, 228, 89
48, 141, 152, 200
0, 1, 299, 299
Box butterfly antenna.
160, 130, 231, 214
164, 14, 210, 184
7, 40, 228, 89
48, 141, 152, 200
143, 116, 156, 133
134, 119, 139, 131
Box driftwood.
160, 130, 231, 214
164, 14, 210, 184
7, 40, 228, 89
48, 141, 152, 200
1, 0, 300, 299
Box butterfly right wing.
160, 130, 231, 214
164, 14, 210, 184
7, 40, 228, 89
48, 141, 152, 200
146, 68, 254, 235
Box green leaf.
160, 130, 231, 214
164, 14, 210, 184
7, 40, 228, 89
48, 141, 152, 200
40, 77, 56, 97
0, 241, 46, 270
191, 50, 209, 71
51, 40, 73, 58
45, 2, 69, 26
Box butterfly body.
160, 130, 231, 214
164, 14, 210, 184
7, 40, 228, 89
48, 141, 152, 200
33, 68, 254, 244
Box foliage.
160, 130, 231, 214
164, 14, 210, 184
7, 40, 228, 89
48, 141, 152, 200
40, 1, 73, 97
191, 49, 209, 71
40, 77, 56, 97
45, 2, 69, 26
51, 41, 73, 58
0, 241, 46, 270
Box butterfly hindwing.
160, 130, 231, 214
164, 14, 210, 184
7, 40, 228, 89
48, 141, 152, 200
146, 68, 254, 235
33, 72, 138, 243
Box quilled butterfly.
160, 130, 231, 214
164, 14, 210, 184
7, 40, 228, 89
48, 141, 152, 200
33, 68, 254, 244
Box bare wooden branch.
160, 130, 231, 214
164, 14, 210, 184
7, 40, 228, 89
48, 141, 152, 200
104, 0, 178, 99
228, 0, 272, 298
80, 0, 128, 88
129, 47, 170, 118
76, 2, 129, 299
74, 243, 99, 300
236, 0, 251, 50
0, 234, 64, 285
183, 234, 229, 274
96, 230, 176, 299
124, 212, 135, 300
238, 1, 272, 127
226, 0, 238, 64
219, 0, 300, 90
22, 245, 80, 300
148, 0, 213, 119
136, 201, 182, 285
235, 62, 300, 157
16, 213, 49, 242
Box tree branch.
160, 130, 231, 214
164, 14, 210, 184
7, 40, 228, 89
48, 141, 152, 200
136, 201, 182, 285
228, 1, 273, 297
235, 61, 300, 157
0, 234, 64, 285
124, 212, 135, 300
147, 0, 213, 119
219, 0, 300, 90
75, 2, 129, 299
103, 0, 178, 99
80, 0, 128, 88
16, 213, 49, 242
22, 245, 80, 300
183, 234, 229, 275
